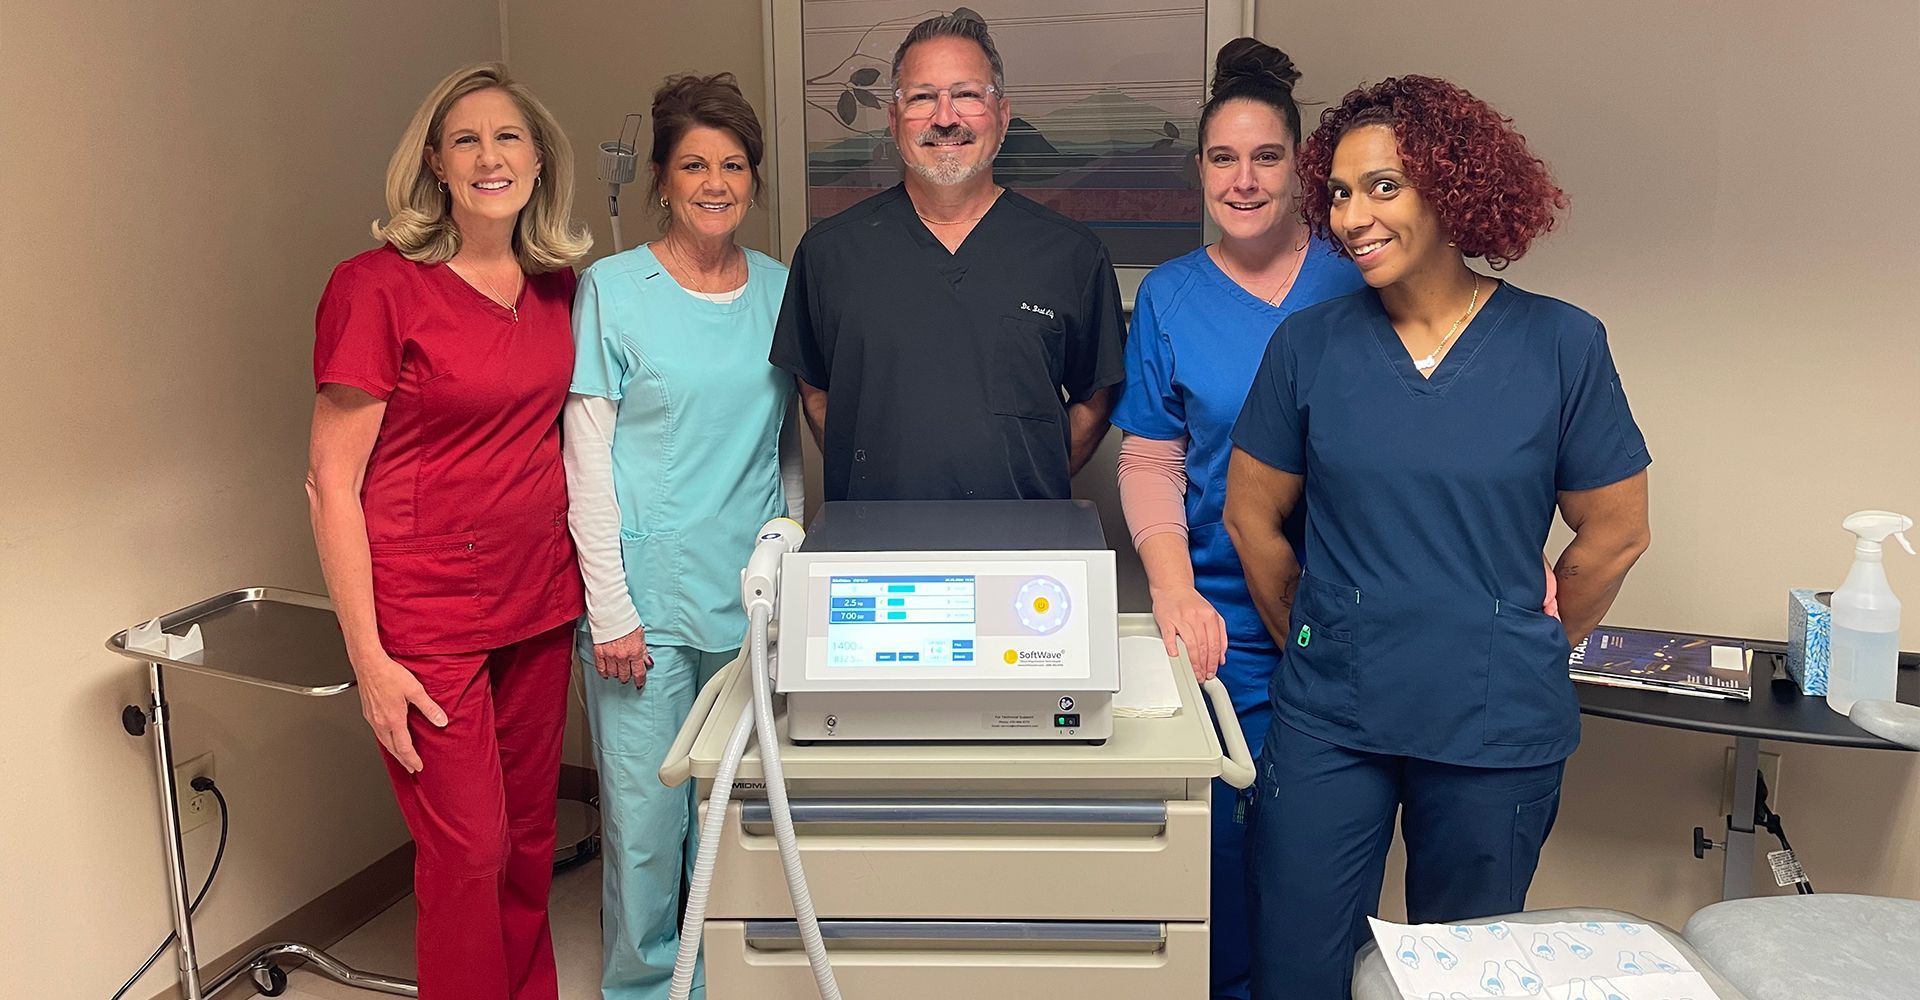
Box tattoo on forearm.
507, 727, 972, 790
1562, 564, 1581, 577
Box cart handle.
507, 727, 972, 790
658, 656, 740, 787
1201, 677, 1257, 789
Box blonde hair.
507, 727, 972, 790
372, 63, 591, 272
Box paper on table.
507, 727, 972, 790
1116, 635, 1182, 718
1368, 917, 1721, 999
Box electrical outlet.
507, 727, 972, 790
1721, 747, 1781, 819
174, 752, 216, 835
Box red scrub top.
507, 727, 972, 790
314, 244, 584, 656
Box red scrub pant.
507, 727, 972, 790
382, 620, 574, 1000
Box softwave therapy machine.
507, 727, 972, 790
661, 499, 1256, 999
779, 499, 1121, 743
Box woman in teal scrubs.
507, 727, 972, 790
1223, 76, 1652, 1000
563, 73, 801, 1000
1111, 38, 1363, 1000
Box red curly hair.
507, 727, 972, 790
1297, 76, 1566, 270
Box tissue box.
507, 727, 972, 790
1787, 588, 1832, 695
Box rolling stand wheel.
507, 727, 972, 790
250, 961, 289, 995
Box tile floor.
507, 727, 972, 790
265, 858, 606, 999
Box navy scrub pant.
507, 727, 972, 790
1247, 716, 1565, 1000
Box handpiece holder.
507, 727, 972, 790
596, 113, 643, 252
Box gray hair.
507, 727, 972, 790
891, 12, 1006, 93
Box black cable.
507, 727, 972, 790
110, 779, 230, 1000
1753, 771, 1815, 894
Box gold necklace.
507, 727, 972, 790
659, 238, 742, 293
914, 187, 1002, 226
916, 211, 987, 226
1413, 275, 1480, 373
462, 263, 522, 322
1213, 236, 1308, 305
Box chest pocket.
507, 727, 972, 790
988, 312, 1066, 422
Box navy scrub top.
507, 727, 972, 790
1232, 282, 1651, 767
770, 184, 1126, 502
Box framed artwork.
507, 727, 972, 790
765, 1, 1252, 306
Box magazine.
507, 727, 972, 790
1568, 626, 1752, 701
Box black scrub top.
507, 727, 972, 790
771, 184, 1126, 502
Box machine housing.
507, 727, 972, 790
775, 500, 1119, 742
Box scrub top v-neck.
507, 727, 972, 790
1232, 282, 1651, 767
770, 183, 1126, 502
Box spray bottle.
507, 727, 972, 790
1826, 510, 1914, 715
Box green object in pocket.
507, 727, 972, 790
1297, 624, 1311, 647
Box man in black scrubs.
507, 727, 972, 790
771, 12, 1126, 502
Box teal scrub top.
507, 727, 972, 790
571, 245, 793, 651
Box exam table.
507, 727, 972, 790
1352, 699, 1920, 1000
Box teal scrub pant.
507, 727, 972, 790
579, 639, 738, 1000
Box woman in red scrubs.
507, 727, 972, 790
305, 63, 591, 1000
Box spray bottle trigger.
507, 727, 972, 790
1894, 531, 1916, 556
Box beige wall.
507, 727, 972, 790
1257, 0, 1920, 925
0, 3, 499, 996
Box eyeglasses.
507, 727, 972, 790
893, 83, 1000, 120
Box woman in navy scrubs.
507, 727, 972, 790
1223, 76, 1652, 1000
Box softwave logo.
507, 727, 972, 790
1003, 648, 1066, 666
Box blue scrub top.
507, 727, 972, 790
1112, 240, 1365, 708
571, 245, 792, 652
1232, 282, 1651, 767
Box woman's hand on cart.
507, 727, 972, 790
353, 653, 447, 773
594, 626, 654, 687
1151, 585, 1228, 680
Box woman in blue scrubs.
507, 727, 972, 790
1223, 75, 1652, 1000
1111, 38, 1365, 1000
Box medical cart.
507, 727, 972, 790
661, 612, 1253, 998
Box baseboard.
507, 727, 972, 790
142, 841, 416, 1000
139, 776, 600, 1000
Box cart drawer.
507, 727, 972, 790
701, 797, 1209, 920
705, 919, 1208, 999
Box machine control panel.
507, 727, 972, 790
782, 556, 1105, 692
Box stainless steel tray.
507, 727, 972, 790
106, 587, 355, 695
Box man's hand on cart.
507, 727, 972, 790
595, 625, 654, 687
354, 653, 447, 773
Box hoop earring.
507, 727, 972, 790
534, 175, 541, 187
437, 180, 446, 192
660, 197, 669, 209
